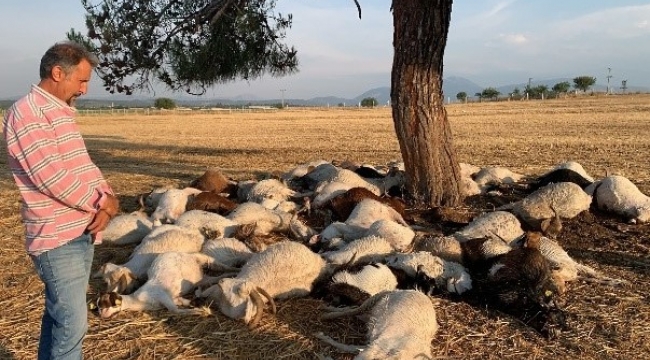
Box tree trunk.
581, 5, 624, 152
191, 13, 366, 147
391, 0, 462, 208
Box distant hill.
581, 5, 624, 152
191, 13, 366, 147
1, 76, 647, 109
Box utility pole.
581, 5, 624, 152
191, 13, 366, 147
280, 89, 286, 108
606, 67, 613, 95
621, 80, 628, 94
527, 77, 532, 100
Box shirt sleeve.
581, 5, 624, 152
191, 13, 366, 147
5, 114, 105, 213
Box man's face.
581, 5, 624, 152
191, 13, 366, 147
54, 59, 92, 106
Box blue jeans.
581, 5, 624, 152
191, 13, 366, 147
31, 233, 94, 360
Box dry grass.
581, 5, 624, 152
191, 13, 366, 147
1, 94, 650, 359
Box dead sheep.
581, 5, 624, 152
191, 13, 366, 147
151, 187, 204, 225
226, 202, 316, 241
102, 209, 153, 246
586, 175, 650, 223
190, 168, 237, 194
94, 225, 207, 294
321, 235, 395, 266
385, 252, 473, 295
482, 234, 567, 337
316, 263, 399, 307
195, 241, 327, 327
454, 211, 524, 244
280, 160, 331, 182
317, 289, 438, 360
517, 232, 627, 292
318, 187, 407, 222
317, 219, 414, 252
507, 182, 592, 231
553, 161, 594, 182
414, 234, 464, 264
246, 178, 307, 204
472, 166, 524, 193
528, 166, 594, 192
299, 163, 404, 196
200, 237, 254, 268
186, 191, 237, 215
143, 184, 176, 209
96, 252, 217, 318
174, 210, 241, 239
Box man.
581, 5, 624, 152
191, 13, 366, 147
3, 41, 119, 359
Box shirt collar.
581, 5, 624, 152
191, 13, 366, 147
31, 84, 77, 114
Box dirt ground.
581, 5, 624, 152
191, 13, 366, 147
1, 97, 650, 359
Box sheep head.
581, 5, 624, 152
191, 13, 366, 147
96, 292, 123, 319
215, 279, 276, 327
95, 263, 140, 294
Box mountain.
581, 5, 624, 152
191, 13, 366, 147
3, 76, 647, 109
443, 76, 484, 99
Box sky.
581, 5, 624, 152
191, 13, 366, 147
1, 0, 649, 100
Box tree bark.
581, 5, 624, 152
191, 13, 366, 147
391, 0, 462, 208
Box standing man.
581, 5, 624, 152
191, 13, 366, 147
3, 41, 119, 359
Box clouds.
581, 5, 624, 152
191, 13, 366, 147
1, 1, 649, 100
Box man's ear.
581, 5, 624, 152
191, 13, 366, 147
51, 65, 65, 81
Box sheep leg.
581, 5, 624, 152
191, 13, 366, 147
320, 291, 388, 320
159, 294, 206, 315
313, 332, 363, 354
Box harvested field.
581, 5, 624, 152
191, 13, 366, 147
1, 94, 649, 359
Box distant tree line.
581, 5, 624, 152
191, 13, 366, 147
456, 76, 598, 102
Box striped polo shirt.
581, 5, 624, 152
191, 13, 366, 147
3, 85, 113, 255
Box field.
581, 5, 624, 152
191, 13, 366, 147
1, 94, 649, 359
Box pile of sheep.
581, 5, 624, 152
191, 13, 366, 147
92, 158, 644, 358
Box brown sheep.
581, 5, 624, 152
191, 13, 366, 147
190, 168, 237, 195
186, 191, 238, 215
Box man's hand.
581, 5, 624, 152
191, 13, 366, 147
86, 193, 120, 235
100, 193, 120, 217
86, 209, 112, 234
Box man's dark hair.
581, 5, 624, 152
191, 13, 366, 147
39, 41, 99, 79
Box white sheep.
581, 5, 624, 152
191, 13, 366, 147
321, 235, 395, 266
346, 198, 408, 228
175, 210, 240, 238
226, 202, 315, 240
472, 166, 524, 193
102, 209, 153, 245
385, 252, 473, 294
460, 162, 481, 179
454, 211, 524, 244
505, 182, 592, 229
151, 187, 203, 225
330, 263, 398, 297
281, 159, 331, 181
318, 218, 414, 252
586, 175, 650, 223
201, 237, 253, 268
312, 180, 356, 208
195, 241, 327, 327
95, 225, 208, 294
414, 234, 464, 264
96, 251, 216, 318
246, 178, 303, 203
143, 184, 176, 209
317, 289, 438, 360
